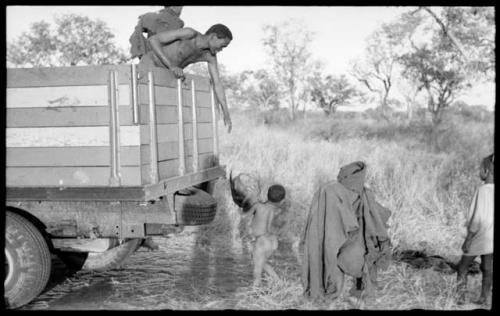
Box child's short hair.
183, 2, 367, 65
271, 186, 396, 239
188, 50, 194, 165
480, 153, 494, 181
268, 184, 286, 203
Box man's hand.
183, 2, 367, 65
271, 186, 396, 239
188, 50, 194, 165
171, 67, 185, 80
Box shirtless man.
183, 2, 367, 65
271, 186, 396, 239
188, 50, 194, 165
140, 24, 233, 132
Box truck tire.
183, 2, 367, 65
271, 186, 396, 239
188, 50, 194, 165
56, 238, 142, 272
196, 179, 216, 195
175, 187, 217, 225
5, 211, 52, 309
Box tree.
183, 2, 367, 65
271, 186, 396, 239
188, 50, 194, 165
309, 73, 359, 116
350, 27, 399, 111
240, 69, 281, 110
412, 7, 495, 80
395, 7, 493, 125
397, 77, 424, 124
8, 14, 128, 67
399, 45, 470, 125
262, 19, 315, 120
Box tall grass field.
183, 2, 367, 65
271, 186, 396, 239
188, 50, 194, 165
192, 107, 494, 310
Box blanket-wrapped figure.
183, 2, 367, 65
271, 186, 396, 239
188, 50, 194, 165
302, 161, 392, 301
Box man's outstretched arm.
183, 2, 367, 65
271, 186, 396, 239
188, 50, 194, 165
207, 57, 232, 133
148, 27, 197, 77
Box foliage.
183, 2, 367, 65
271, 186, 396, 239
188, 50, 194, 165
399, 45, 470, 125
8, 14, 128, 67
185, 63, 248, 109
240, 69, 282, 110
393, 7, 494, 125
262, 19, 317, 120
350, 26, 400, 110
418, 7, 495, 81
309, 73, 360, 116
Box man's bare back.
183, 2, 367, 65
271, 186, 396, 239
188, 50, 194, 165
141, 34, 208, 69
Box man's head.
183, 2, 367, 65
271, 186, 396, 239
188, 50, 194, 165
480, 153, 494, 183
205, 24, 232, 54
267, 184, 286, 204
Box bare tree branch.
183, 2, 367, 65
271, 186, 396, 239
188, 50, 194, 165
420, 7, 468, 61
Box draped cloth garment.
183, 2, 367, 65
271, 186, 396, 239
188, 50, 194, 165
463, 183, 494, 256
302, 161, 392, 299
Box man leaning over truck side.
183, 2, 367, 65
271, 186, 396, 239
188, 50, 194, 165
139, 24, 233, 133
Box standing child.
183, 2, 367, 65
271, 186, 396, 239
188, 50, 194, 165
456, 153, 494, 305
230, 174, 286, 286
247, 184, 287, 287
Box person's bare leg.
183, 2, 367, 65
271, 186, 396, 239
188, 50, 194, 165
252, 241, 265, 287
456, 255, 476, 304
474, 254, 493, 305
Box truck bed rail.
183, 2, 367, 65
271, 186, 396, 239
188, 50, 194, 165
6, 166, 225, 202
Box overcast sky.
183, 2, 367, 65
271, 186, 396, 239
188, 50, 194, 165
7, 5, 410, 74
6, 6, 495, 108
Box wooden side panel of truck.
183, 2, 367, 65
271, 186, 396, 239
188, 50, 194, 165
6, 64, 219, 189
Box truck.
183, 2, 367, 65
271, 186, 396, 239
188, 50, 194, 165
5, 64, 226, 309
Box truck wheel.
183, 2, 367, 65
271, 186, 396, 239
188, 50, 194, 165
56, 238, 142, 272
5, 211, 52, 309
175, 187, 217, 225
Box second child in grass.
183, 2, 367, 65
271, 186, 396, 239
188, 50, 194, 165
456, 153, 494, 305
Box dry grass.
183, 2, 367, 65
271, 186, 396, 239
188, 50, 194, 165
194, 108, 494, 310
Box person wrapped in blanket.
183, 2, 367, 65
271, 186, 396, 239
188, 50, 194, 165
230, 172, 287, 287
302, 161, 392, 304
456, 153, 494, 306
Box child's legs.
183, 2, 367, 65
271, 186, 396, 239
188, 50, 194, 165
456, 255, 476, 281
455, 255, 476, 303
252, 235, 277, 285
479, 254, 493, 299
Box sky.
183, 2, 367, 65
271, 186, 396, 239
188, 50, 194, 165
6, 6, 496, 108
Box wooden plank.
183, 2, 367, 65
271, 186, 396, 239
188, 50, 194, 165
141, 159, 178, 183
7, 65, 132, 88
7, 106, 135, 127
6, 166, 142, 187
138, 85, 211, 108
6, 146, 141, 167
198, 152, 217, 169
139, 105, 212, 125
144, 166, 225, 199
141, 153, 216, 185
7, 85, 130, 108
136, 65, 210, 91
140, 123, 213, 144
6, 186, 147, 201
140, 139, 213, 163
7, 126, 141, 147
6, 166, 225, 201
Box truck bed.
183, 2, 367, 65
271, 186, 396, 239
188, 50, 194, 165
6, 64, 223, 201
